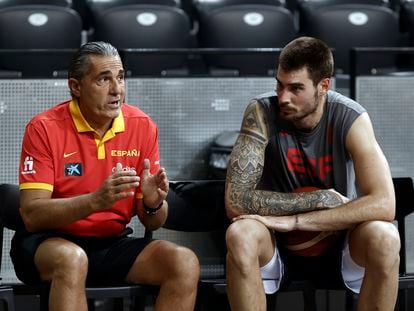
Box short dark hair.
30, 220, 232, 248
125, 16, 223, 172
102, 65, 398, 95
278, 37, 334, 86
68, 41, 120, 81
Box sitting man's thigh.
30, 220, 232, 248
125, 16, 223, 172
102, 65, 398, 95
126, 240, 200, 285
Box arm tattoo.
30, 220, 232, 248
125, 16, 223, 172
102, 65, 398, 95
227, 102, 344, 216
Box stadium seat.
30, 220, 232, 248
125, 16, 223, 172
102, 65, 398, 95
400, 0, 414, 41
197, 4, 297, 75
296, 0, 391, 33
93, 4, 193, 76
300, 4, 400, 75
393, 0, 414, 71
0, 5, 82, 77
86, 0, 181, 28
192, 0, 286, 19
296, 0, 389, 9
0, 0, 71, 9
392, 177, 414, 311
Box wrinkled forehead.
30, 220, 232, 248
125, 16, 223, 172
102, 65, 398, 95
86, 54, 124, 76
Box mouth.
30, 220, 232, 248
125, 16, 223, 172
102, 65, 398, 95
280, 107, 295, 115
108, 99, 121, 108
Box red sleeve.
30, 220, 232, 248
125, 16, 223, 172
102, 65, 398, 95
19, 121, 54, 190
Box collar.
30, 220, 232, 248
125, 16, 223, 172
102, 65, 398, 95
69, 99, 125, 135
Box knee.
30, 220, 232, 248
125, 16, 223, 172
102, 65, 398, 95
54, 245, 88, 282
357, 221, 400, 271
225, 220, 263, 268
165, 246, 200, 287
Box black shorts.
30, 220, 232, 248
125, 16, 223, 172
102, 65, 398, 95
10, 227, 153, 286
278, 239, 346, 291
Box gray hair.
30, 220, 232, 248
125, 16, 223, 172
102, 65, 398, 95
68, 41, 120, 97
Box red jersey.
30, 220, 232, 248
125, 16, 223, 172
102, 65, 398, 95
19, 100, 161, 237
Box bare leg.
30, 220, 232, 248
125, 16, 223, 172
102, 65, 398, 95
349, 221, 400, 311
35, 238, 88, 311
225, 219, 275, 311
126, 240, 200, 311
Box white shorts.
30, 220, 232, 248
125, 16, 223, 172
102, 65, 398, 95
260, 231, 365, 294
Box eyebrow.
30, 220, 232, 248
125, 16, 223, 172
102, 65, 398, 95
98, 69, 125, 77
275, 77, 305, 88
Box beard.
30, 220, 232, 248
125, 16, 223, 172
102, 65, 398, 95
280, 90, 324, 129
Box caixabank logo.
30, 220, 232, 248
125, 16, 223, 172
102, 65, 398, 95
64, 163, 83, 177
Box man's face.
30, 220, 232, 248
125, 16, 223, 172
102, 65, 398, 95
276, 67, 328, 129
70, 54, 125, 130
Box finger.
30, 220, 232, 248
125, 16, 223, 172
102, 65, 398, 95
115, 162, 122, 173
141, 159, 150, 179
232, 215, 252, 222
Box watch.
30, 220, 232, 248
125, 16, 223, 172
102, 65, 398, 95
143, 200, 163, 215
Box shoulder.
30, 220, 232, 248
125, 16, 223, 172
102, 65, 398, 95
121, 103, 157, 128
326, 90, 366, 115
244, 90, 278, 117
253, 91, 278, 108
27, 100, 71, 127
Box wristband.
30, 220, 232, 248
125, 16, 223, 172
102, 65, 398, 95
143, 200, 163, 215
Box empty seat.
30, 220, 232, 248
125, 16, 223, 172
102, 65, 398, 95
300, 4, 399, 74
400, 0, 414, 39
296, 0, 389, 9
0, 0, 71, 9
87, 0, 181, 19
198, 4, 297, 75
193, 0, 286, 20
0, 5, 82, 77
85, 0, 181, 30
296, 0, 391, 32
398, 0, 414, 69
93, 4, 192, 76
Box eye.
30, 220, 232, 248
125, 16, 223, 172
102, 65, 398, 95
276, 83, 282, 92
117, 75, 125, 83
96, 76, 110, 86
290, 86, 302, 93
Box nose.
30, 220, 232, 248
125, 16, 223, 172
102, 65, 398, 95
109, 79, 123, 95
277, 86, 290, 106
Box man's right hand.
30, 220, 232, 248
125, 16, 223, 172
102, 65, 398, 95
91, 162, 140, 211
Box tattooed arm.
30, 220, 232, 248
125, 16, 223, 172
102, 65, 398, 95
225, 100, 344, 218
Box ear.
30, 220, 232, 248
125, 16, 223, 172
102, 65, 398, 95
68, 78, 81, 97
318, 78, 331, 96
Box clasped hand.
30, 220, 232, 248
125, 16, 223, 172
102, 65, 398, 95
91, 159, 168, 211
232, 214, 297, 232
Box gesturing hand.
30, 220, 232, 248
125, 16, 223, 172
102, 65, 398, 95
140, 159, 169, 208
91, 162, 140, 211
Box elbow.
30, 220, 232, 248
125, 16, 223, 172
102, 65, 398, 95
20, 209, 39, 233
225, 196, 240, 220
379, 194, 396, 222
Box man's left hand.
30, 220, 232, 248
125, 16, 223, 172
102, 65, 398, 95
140, 158, 169, 209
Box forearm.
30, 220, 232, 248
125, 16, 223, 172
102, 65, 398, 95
21, 193, 98, 232
229, 188, 343, 216
296, 194, 395, 231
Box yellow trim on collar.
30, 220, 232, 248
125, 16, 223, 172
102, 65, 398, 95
69, 99, 125, 134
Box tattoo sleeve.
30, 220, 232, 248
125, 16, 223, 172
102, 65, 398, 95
226, 101, 343, 216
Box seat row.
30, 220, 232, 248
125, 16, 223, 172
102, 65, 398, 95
1, 2, 414, 77
0, 0, 408, 29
